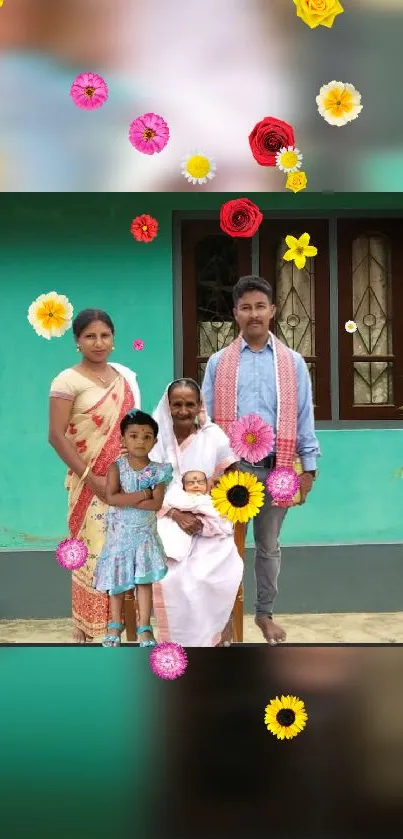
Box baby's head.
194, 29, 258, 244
120, 409, 158, 457
182, 470, 208, 495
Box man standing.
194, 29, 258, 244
202, 275, 320, 644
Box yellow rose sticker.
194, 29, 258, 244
293, 0, 344, 29
286, 171, 308, 194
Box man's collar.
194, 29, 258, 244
241, 332, 272, 351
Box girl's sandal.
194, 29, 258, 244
138, 624, 157, 648
102, 622, 124, 647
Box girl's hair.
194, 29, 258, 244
72, 309, 115, 339
120, 409, 159, 439
167, 378, 201, 401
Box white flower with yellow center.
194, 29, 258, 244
275, 146, 303, 173
316, 81, 363, 126
345, 320, 357, 333
27, 292, 73, 339
181, 150, 216, 185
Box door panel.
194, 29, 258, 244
181, 221, 253, 382
259, 219, 331, 420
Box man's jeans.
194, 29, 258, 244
238, 461, 288, 617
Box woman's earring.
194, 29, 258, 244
112, 345, 115, 351
76, 345, 81, 352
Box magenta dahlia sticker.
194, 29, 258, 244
266, 467, 300, 504
70, 73, 108, 110
56, 537, 88, 570
149, 642, 188, 680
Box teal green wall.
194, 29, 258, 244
0, 193, 402, 550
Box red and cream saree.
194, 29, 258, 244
50, 364, 139, 637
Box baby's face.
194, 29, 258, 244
183, 471, 208, 495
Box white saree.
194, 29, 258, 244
150, 387, 243, 647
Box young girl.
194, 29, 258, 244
93, 409, 173, 647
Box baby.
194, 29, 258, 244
157, 470, 233, 562
182, 470, 208, 496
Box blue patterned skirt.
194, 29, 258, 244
93, 510, 167, 594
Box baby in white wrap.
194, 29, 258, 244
158, 470, 234, 562
154, 469, 243, 646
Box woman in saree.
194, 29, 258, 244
48, 308, 141, 643
150, 378, 243, 647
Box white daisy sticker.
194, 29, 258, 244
181, 150, 216, 185
275, 146, 303, 173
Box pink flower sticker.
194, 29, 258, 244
70, 73, 108, 110
132, 339, 145, 351
266, 467, 300, 504
129, 113, 170, 155
56, 537, 88, 570
149, 642, 188, 680
229, 414, 275, 464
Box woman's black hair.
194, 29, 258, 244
72, 309, 115, 339
120, 409, 159, 439
167, 378, 201, 401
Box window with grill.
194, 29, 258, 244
338, 219, 403, 420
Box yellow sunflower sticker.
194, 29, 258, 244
211, 470, 265, 524
264, 695, 308, 740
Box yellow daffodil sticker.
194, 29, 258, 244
211, 470, 265, 525
264, 695, 308, 740
293, 0, 344, 29
286, 171, 307, 194
27, 292, 73, 339
283, 233, 318, 270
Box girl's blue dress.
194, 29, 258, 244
93, 459, 173, 594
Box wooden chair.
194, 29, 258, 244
232, 522, 246, 642
124, 590, 138, 641
123, 523, 247, 644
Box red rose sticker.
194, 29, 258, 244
249, 116, 295, 167
220, 198, 263, 239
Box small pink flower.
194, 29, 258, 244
149, 642, 188, 680
266, 467, 300, 504
129, 113, 170, 155
70, 73, 108, 110
229, 414, 275, 464
132, 339, 145, 351
56, 538, 88, 570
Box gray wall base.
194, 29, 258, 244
1, 545, 402, 620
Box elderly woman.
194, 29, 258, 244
150, 378, 243, 647
48, 308, 141, 643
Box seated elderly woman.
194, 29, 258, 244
150, 379, 243, 647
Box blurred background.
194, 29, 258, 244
2, 645, 403, 839
0, 0, 402, 191
161, 646, 403, 839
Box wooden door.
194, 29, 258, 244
181, 220, 253, 382
259, 219, 331, 420
337, 218, 403, 420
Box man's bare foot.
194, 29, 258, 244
218, 617, 233, 647
72, 627, 93, 644
255, 615, 286, 645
